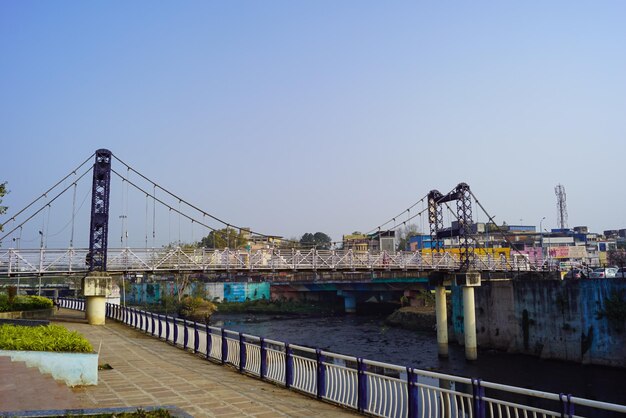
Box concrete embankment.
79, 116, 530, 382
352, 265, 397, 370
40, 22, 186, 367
450, 277, 626, 368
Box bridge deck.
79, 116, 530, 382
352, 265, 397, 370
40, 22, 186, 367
0, 247, 532, 276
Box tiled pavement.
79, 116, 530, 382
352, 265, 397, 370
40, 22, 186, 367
0, 309, 357, 417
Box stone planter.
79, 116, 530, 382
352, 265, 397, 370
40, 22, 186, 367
0, 308, 55, 320
0, 349, 98, 386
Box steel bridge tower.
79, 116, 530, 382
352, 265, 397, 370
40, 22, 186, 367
427, 183, 475, 270
88, 149, 112, 271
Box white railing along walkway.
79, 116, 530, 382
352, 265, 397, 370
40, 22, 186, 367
59, 298, 626, 418
1, 247, 536, 275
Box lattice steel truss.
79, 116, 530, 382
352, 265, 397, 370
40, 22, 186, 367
88, 149, 112, 271
428, 183, 475, 270
427, 190, 444, 252
454, 183, 474, 271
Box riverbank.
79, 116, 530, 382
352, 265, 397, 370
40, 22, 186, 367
215, 298, 343, 316
385, 306, 436, 332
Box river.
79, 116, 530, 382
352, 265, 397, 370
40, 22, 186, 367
210, 312, 626, 407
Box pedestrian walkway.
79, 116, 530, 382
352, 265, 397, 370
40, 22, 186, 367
0, 356, 82, 412
0, 309, 356, 417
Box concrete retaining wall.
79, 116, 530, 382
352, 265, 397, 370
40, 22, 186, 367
451, 279, 626, 367
0, 308, 55, 320
0, 350, 98, 386
125, 282, 269, 304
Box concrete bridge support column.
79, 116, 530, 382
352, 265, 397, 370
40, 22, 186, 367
83, 272, 112, 325
457, 271, 481, 361
462, 286, 477, 360
343, 293, 357, 314
435, 285, 448, 357
429, 272, 451, 358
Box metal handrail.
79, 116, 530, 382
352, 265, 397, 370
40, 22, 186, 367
1, 247, 549, 275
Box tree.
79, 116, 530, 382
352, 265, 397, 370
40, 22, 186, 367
396, 223, 421, 251
608, 249, 626, 268
299, 232, 332, 250
198, 227, 248, 249
0, 182, 7, 232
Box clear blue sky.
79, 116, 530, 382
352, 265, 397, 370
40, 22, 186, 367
2, 1, 625, 248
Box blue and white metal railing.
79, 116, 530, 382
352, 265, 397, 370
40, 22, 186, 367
63, 298, 626, 418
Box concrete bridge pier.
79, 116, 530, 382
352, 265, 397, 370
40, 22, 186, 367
335, 290, 357, 313
340, 291, 357, 314
457, 271, 481, 361
429, 272, 451, 357
82, 272, 112, 325
435, 285, 448, 357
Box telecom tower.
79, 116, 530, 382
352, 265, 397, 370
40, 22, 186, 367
555, 184, 568, 229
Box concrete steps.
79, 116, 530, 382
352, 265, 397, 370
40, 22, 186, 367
0, 356, 83, 412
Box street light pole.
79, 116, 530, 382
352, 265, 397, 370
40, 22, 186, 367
539, 216, 546, 265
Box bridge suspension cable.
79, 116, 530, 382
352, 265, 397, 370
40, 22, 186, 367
110, 169, 217, 232
364, 194, 429, 236
110, 168, 253, 247
436, 189, 539, 271
0, 152, 94, 232
468, 189, 538, 269
0, 165, 94, 245
110, 154, 302, 247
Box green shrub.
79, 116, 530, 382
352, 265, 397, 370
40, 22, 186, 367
0, 294, 8, 312
0, 294, 53, 312
178, 296, 217, 323
0, 324, 94, 353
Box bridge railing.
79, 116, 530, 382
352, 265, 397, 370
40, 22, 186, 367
59, 298, 626, 418
1, 247, 547, 275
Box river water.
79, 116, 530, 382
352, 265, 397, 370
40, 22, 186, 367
210, 312, 626, 407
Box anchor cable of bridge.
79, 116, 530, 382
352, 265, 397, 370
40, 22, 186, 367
0, 152, 95, 231
111, 154, 302, 247
0, 165, 94, 244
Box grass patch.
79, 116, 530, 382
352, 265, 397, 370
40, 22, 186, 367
0, 324, 93, 353
0, 294, 53, 312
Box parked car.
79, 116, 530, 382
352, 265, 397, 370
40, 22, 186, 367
563, 268, 589, 279
589, 267, 618, 279
615, 267, 626, 278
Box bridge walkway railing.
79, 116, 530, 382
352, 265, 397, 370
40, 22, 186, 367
59, 298, 626, 418
1, 248, 538, 275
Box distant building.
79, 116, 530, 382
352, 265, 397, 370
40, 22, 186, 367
247, 233, 283, 251
341, 230, 396, 252
573, 226, 588, 234
369, 230, 396, 252
342, 233, 369, 252
408, 234, 442, 251
506, 225, 536, 233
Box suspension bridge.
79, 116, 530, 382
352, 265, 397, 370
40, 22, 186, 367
0, 148, 533, 277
